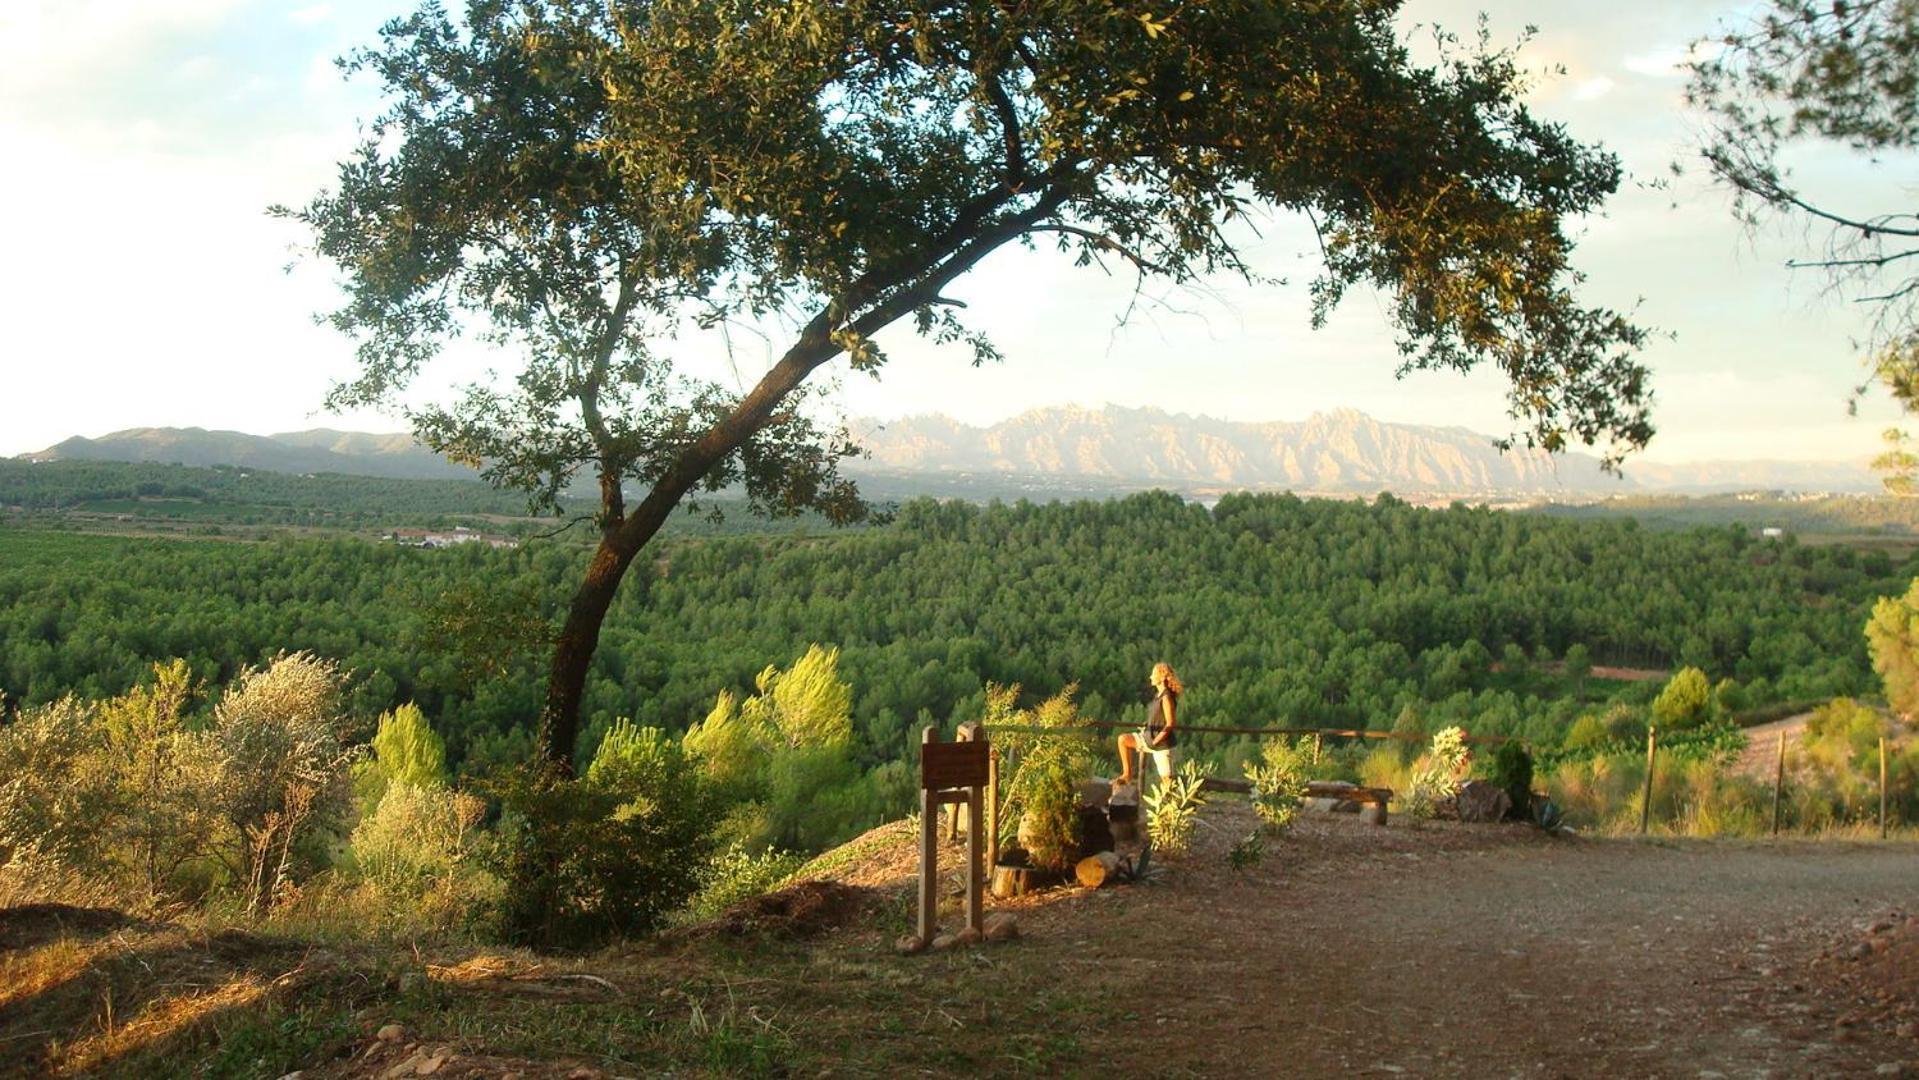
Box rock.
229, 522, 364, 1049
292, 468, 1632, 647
383, 1051, 429, 1080
1873, 1063, 1906, 1077
1895, 1021, 1917, 1039
930, 932, 960, 951
895, 933, 927, 955
1305, 797, 1341, 814
1078, 778, 1112, 808
1849, 942, 1874, 960
1456, 780, 1513, 823
416, 1050, 450, 1076
377, 1024, 407, 1043
954, 926, 983, 946
1108, 781, 1140, 807
984, 914, 1020, 942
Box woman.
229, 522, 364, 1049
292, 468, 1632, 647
1115, 662, 1181, 788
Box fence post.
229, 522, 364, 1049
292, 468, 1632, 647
1771, 729, 1786, 837
918, 727, 938, 947
1639, 726, 1657, 836
1882, 736, 1890, 841
1312, 732, 1322, 765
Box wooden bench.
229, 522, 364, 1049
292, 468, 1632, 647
1200, 777, 1392, 823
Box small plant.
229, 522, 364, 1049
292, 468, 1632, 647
1245, 737, 1311, 833
1405, 726, 1471, 819
1487, 741, 1534, 822
997, 684, 1097, 871
1144, 762, 1213, 856
1227, 828, 1264, 873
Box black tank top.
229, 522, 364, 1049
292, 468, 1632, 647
1146, 690, 1177, 748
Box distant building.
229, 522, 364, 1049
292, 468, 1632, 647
1761, 527, 1785, 539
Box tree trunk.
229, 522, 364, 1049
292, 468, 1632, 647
537, 530, 644, 773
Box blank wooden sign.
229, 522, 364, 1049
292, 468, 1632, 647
921, 739, 989, 791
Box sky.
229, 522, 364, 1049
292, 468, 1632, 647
0, 0, 1909, 468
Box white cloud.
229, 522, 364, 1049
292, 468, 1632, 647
1573, 77, 1616, 102
1622, 45, 1691, 79
290, 4, 333, 26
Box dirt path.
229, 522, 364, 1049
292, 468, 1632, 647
1019, 809, 1918, 1078
1730, 711, 1815, 779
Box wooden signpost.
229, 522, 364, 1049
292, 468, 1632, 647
915, 724, 990, 949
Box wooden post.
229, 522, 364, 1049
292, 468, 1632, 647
1640, 726, 1657, 836
1312, 732, 1322, 765
918, 726, 938, 947
1771, 729, 1786, 837
965, 781, 984, 933
986, 747, 1000, 865
1881, 736, 1890, 840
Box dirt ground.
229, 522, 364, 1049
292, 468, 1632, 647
1043, 808, 1918, 1078
5, 808, 1917, 1078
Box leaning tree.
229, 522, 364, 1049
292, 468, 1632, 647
285, 0, 1651, 772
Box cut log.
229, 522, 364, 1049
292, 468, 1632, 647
1076, 851, 1122, 889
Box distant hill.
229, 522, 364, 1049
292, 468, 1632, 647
850, 405, 1880, 495
25, 427, 477, 481
20, 409, 1881, 496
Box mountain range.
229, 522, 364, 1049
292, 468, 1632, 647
19, 407, 1880, 496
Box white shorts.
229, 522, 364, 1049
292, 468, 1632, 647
1134, 730, 1176, 783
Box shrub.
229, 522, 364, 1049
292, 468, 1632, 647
353, 702, 447, 812
1405, 726, 1470, 819
1652, 667, 1714, 730
201, 653, 360, 915
348, 781, 499, 935
492, 719, 715, 946
1244, 738, 1311, 833
680, 846, 806, 924
1145, 762, 1213, 856
997, 685, 1096, 870
1487, 742, 1535, 821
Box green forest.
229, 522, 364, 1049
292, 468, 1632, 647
2, 491, 1905, 779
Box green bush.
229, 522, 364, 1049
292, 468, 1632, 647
492, 720, 715, 948
680, 845, 806, 923
996, 685, 1096, 871
1144, 762, 1212, 856
347, 781, 500, 936
353, 702, 447, 812
1245, 737, 1311, 833
1487, 741, 1534, 820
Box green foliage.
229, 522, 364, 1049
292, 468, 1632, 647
347, 782, 500, 935
0, 655, 357, 913
1144, 763, 1213, 857
1867, 578, 1919, 717
995, 684, 1097, 871
761, 645, 854, 750
355, 702, 448, 812
1488, 742, 1535, 821
492, 741, 714, 947
1227, 828, 1265, 874
1652, 667, 1715, 730
1405, 726, 1471, 819
1244, 738, 1311, 833
286, 0, 1655, 766
680, 845, 807, 924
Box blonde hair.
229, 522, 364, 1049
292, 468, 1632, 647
1152, 662, 1183, 696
